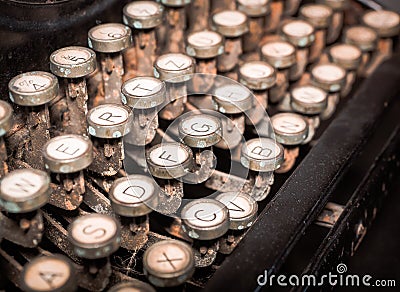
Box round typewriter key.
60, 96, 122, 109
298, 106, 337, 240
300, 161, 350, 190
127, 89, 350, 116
186, 30, 224, 59
108, 281, 155, 292
281, 19, 315, 47
181, 199, 229, 240
123, 1, 163, 29
316, 0, 347, 11
237, 0, 270, 17
160, 0, 191, 7
143, 240, 195, 287
300, 4, 333, 29
20, 254, 76, 292
109, 175, 158, 217
121, 77, 165, 109
213, 84, 253, 114
311, 63, 346, 92
87, 104, 132, 138
344, 25, 378, 52
179, 114, 222, 148
0, 169, 50, 213
239, 61, 276, 90
0, 100, 13, 136
68, 213, 121, 259
271, 113, 308, 145
362, 10, 400, 38
88, 23, 132, 53
43, 134, 93, 173
241, 137, 284, 172
8, 71, 59, 106
154, 53, 195, 82
50, 46, 96, 78
261, 40, 296, 69
212, 10, 248, 38
291, 85, 328, 114
147, 143, 194, 179
215, 192, 258, 230
328, 43, 362, 70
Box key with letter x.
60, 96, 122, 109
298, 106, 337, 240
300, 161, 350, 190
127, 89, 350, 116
143, 239, 195, 287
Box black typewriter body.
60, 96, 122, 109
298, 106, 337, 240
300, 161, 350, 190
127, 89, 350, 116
0, 0, 399, 291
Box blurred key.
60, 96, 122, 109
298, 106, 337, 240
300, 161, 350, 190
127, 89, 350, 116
300, 4, 333, 63
20, 255, 77, 292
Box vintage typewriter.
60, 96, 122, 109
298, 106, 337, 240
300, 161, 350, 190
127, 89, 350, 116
0, 0, 399, 291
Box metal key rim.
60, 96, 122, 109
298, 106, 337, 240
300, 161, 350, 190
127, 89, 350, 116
143, 239, 195, 287
328, 43, 362, 71
160, 0, 191, 8
241, 137, 285, 172
186, 30, 224, 59
290, 85, 328, 115
123, 1, 164, 29
109, 175, 159, 217
0, 100, 13, 136
108, 281, 156, 292
20, 254, 76, 292
178, 114, 223, 148
68, 213, 121, 259
215, 192, 258, 230
146, 142, 194, 179
281, 19, 315, 48
362, 10, 400, 38
43, 134, 93, 173
87, 104, 133, 138
88, 23, 132, 53
239, 61, 277, 90
213, 85, 253, 114
121, 77, 166, 109
271, 112, 309, 145
299, 3, 333, 29
212, 10, 249, 38
8, 71, 59, 106
261, 41, 297, 69
181, 198, 230, 240
154, 54, 195, 83
316, 0, 347, 11
237, 0, 271, 17
344, 25, 378, 52
50, 46, 96, 78
0, 169, 51, 213
310, 63, 347, 93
